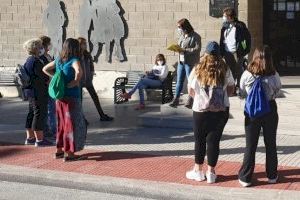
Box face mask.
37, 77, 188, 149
39, 48, 45, 56
222, 16, 228, 23
48, 44, 52, 51
177, 28, 183, 35
157, 61, 163, 66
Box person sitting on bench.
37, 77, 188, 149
121, 54, 169, 110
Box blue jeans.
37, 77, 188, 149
175, 62, 192, 98
128, 77, 162, 104
44, 97, 56, 138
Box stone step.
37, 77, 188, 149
138, 111, 300, 136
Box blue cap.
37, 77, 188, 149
205, 41, 220, 56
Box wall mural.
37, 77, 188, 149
79, 0, 126, 62
43, 0, 67, 58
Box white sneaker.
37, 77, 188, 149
186, 169, 205, 182
268, 176, 278, 184
206, 171, 217, 183
238, 179, 251, 187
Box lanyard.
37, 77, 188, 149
225, 25, 234, 38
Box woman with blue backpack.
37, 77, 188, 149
238, 45, 282, 187
43, 38, 87, 162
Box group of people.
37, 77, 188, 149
23, 36, 113, 161
21, 7, 282, 187
119, 7, 282, 187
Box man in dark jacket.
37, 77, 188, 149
220, 7, 251, 95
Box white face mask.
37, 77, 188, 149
222, 16, 228, 23
39, 48, 45, 56
177, 28, 183, 35
157, 61, 164, 66
48, 44, 52, 51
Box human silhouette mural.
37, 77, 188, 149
43, 0, 67, 58
79, 0, 126, 62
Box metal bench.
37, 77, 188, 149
0, 65, 25, 99
114, 71, 174, 104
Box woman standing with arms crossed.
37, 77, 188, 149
169, 18, 201, 108
238, 46, 281, 187
43, 38, 87, 161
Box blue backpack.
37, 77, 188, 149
244, 77, 271, 118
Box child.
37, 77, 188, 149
121, 54, 169, 110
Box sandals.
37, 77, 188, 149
54, 152, 64, 159
100, 114, 114, 121
63, 155, 86, 162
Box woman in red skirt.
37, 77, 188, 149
43, 38, 87, 162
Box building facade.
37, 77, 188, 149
0, 0, 298, 97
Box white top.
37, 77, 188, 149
240, 70, 282, 100
152, 64, 169, 81
189, 69, 235, 112
224, 24, 237, 53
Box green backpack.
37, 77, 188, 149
48, 64, 65, 100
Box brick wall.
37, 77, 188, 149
0, 0, 259, 72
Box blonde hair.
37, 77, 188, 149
195, 54, 227, 86
23, 38, 42, 55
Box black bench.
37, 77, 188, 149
0, 65, 25, 99
114, 71, 174, 104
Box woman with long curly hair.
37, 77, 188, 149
186, 41, 234, 184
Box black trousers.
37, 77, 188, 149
25, 96, 48, 131
223, 51, 243, 87
82, 85, 104, 117
193, 108, 229, 167
238, 101, 278, 183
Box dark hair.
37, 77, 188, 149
247, 45, 276, 76
177, 18, 194, 34
223, 7, 237, 20
60, 38, 80, 63
154, 54, 166, 65
39, 35, 51, 48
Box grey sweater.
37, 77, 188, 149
240, 70, 282, 101
178, 31, 201, 67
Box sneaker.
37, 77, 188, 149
120, 92, 131, 99
186, 169, 205, 182
238, 179, 251, 187
184, 96, 193, 109
169, 98, 179, 108
268, 176, 278, 184
25, 137, 36, 145
35, 139, 54, 147
206, 171, 217, 184
100, 114, 114, 121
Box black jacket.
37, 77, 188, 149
220, 20, 251, 58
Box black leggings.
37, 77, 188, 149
25, 97, 48, 131
81, 85, 105, 117
193, 108, 229, 167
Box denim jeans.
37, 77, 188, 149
128, 77, 162, 104
175, 62, 192, 98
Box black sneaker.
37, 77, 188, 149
100, 114, 114, 121
35, 139, 54, 147
169, 98, 179, 108
25, 137, 36, 145
184, 96, 193, 109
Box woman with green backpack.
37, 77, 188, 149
43, 38, 87, 162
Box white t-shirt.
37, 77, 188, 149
224, 24, 237, 53
152, 64, 169, 81
190, 69, 234, 112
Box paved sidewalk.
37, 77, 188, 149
0, 85, 299, 199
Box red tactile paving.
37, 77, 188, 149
0, 144, 299, 191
